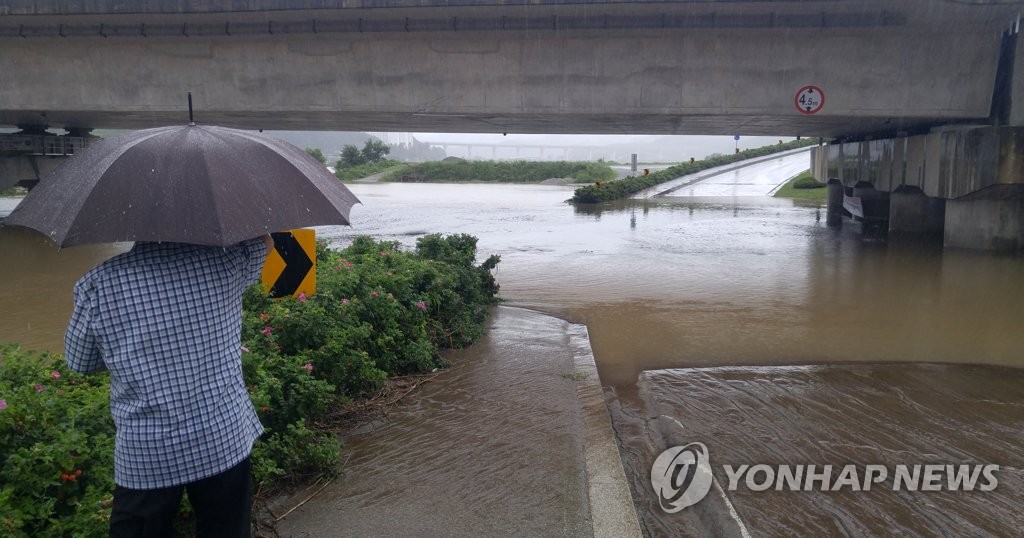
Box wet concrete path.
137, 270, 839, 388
275, 306, 640, 537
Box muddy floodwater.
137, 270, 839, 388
1, 154, 1022, 535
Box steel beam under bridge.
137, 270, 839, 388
0, 0, 1021, 136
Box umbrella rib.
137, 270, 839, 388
36, 129, 172, 246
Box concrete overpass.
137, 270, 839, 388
0, 0, 1021, 137
2, 0, 1024, 250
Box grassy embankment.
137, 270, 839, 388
570, 138, 819, 203
333, 160, 406, 182
376, 160, 616, 183
772, 170, 827, 202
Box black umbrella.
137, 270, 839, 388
4, 124, 359, 247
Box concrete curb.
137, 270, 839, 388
567, 322, 643, 538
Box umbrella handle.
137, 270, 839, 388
188, 92, 194, 125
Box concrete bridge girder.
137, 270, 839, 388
0, 16, 1012, 136
819, 126, 1023, 200
813, 125, 1024, 250
0, 155, 64, 189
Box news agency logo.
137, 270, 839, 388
650, 442, 715, 512
651, 442, 1000, 513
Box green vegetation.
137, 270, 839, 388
0, 186, 27, 197
304, 147, 327, 165
333, 139, 399, 181
333, 160, 404, 182
570, 139, 819, 203
0, 234, 500, 536
381, 160, 616, 183
336, 139, 391, 169
772, 170, 827, 202
0, 348, 114, 538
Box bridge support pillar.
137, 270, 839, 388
0, 155, 65, 190
944, 189, 1024, 251
889, 186, 945, 236
826, 178, 844, 227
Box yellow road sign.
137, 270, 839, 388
261, 229, 316, 298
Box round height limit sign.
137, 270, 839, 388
795, 85, 824, 114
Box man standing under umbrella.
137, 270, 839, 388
65, 234, 274, 537
5, 119, 357, 536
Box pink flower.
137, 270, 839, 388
297, 293, 307, 303
241, 345, 250, 353
345, 262, 353, 268
50, 370, 61, 379
416, 300, 427, 311
341, 298, 350, 305
370, 291, 379, 298
262, 326, 273, 336
0, 399, 6, 410
379, 250, 389, 256
34, 384, 44, 393
304, 363, 314, 373
387, 293, 393, 299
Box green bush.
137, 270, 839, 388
570, 139, 820, 203
572, 162, 617, 182
242, 234, 500, 385
0, 347, 114, 538
0, 234, 501, 535
772, 171, 828, 202
793, 175, 825, 189
382, 160, 615, 183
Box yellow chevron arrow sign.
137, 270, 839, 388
261, 229, 316, 298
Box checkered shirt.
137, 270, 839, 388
65, 238, 267, 490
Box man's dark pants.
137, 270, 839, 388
108, 457, 252, 538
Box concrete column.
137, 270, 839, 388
945, 197, 1024, 251
0, 155, 64, 189
826, 178, 844, 227
889, 186, 945, 234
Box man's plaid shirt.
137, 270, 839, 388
65, 238, 267, 490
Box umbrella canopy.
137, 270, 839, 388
4, 124, 359, 247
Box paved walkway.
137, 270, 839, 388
274, 306, 640, 538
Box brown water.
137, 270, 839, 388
2, 155, 1022, 535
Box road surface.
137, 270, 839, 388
641, 150, 812, 198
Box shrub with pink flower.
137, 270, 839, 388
50, 370, 61, 379
416, 300, 427, 311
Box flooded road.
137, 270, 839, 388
1, 153, 1022, 535
620, 363, 1024, 537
